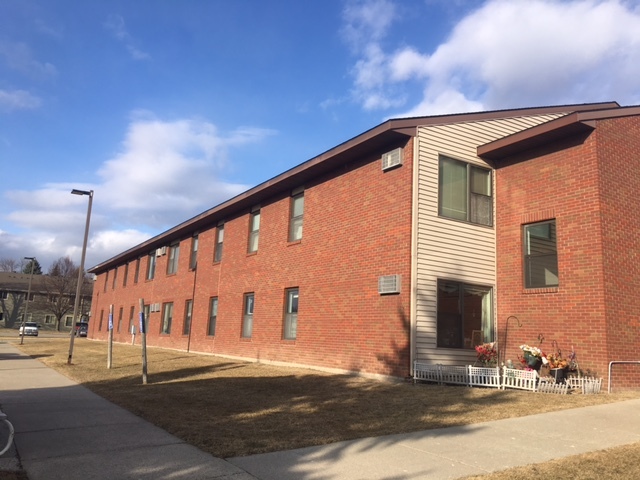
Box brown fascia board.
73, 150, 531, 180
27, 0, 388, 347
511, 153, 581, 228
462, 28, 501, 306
477, 104, 640, 161
87, 101, 621, 274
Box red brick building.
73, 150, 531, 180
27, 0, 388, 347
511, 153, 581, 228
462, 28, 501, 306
88, 102, 640, 386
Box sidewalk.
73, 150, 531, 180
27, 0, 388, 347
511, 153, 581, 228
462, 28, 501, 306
2, 340, 640, 480
0, 341, 256, 480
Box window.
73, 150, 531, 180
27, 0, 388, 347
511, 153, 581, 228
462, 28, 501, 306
104, 271, 109, 292
437, 280, 493, 349
123, 263, 128, 287
112, 267, 118, 290
208, 297, 218, 336
439, 156, 492, 226
183, 299, 193, 335
214, 224, 224, 262
289, 191, 304, 241
190, 235, 199, 270
117, 307, 123, 333
45, 315, 54, 324
129, 306, 135, 333
99, 310, 104, 331
242, 293, 254, 338
524, 220, 558, 288
167, 242, 180, 275
146, 252, 156, 280
161, 302, 173, 334
283, 288, 299, 340
64, 315, 73, 327
248, 210, 260, 253
0, 292, 7, 300
134, 258, 140, 283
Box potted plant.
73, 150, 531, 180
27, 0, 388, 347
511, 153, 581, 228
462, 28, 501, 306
545, 352, 569, 383
475, 342, 497, 367
519, 344, 544, 370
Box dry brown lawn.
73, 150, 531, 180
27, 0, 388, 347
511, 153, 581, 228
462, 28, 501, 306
6, 337, 639, 461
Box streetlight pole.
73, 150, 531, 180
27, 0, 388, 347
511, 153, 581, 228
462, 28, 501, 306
68, 189, 93, 365
20, 257, 36, 346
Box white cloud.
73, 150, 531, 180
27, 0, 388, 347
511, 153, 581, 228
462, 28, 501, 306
104, 14, 151, 61
0, 41, 57, 78
1, 114, 275, 270
0, 89, 41, 111
344, 0, 640, 116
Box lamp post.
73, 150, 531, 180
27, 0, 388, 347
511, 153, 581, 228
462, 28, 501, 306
20, 257, 36, 346
68, 189, 93, 365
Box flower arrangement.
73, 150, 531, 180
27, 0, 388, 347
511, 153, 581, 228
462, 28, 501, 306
519, 344, 545, 369
475, 342, 497, 366
546, 352, 568, 369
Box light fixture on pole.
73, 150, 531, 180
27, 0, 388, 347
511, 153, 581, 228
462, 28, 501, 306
68, 189, 94, 365
20, 257, 36, 346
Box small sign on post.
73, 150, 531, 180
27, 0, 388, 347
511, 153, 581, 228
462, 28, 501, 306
107, 305, 113, 369
139, 298, 148, 385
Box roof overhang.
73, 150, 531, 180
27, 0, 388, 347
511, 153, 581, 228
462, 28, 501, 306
88, 101, 624, 274
478, 104, 640, 161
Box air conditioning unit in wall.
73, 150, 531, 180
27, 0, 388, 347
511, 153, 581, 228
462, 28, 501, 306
381, 148, 402, 171
378, 275, 401, 295
156, 247, 167, 257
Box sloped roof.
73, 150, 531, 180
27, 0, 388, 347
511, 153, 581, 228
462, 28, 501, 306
88, 101, 621, 274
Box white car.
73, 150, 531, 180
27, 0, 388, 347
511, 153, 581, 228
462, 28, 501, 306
19, 322, 39, 336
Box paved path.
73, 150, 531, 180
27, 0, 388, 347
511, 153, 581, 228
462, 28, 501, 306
1, 340, 640, 480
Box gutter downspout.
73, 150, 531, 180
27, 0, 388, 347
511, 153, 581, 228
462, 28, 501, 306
409, 132, 420, 375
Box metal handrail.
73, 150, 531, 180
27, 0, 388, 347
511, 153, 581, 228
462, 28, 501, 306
608, 361, 640, 393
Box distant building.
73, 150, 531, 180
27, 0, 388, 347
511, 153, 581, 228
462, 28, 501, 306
0, 272, 93, 332
88, 102, 640, 388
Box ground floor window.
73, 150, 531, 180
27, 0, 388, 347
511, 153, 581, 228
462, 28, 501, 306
524, 220, 558, 288
161, 302, 173, 334
44, 315, 54, 324
242, 293, 254, 338
283, 288, 298, 340
437, 280, 493, 349
183, 299, 193, 335
64, 315, 73, 327
208, 297, 218, 336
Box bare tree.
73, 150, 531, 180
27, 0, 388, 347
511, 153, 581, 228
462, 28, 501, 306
0, 258, 21, 272
0, 292, 25, 328
36, 257, 80, 331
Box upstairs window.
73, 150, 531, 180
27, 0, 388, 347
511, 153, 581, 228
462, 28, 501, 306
123, 263, 128, 287
524, 220, 558, 288
248, 210, 260, 253
167, 242, 180, 275
214, 224, 224, 262
439, 156, 492, 226
289, 191, 304, 242
112, 267, 118, 290
134, 258, 140, 283
146, 252, 156, 280
189, 235, 198, 270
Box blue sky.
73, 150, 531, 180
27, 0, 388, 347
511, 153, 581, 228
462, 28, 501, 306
2, 0, 640, 271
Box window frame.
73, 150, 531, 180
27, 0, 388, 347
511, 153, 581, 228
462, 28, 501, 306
146, 252, 156, 280
167, 241, 180, 275
438, 155, 493, 226
208, 297, 218, 336
283, 288, 299, 340
241, 293, 254, 338
183, 299, 193, 335
214, 224, 224, 263
161, 302, 173, 335
436, 279, 493, 350
523, 220, 559, 289
248, 210, 260, 253
189, 234, 199, 270
289, 191, 304, 242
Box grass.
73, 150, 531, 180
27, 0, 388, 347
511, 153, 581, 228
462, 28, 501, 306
3, 336, 640, 478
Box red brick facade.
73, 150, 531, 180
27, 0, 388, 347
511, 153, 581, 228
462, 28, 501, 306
90, 139, 414, 378
496, 116, 640, 389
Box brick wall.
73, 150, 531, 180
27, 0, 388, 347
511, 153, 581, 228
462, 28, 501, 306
496, 118, 640, 389
90, 139, 414, 378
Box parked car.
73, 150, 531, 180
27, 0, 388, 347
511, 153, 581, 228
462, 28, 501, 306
75, 323, 88, 337
19, 322, 39, 336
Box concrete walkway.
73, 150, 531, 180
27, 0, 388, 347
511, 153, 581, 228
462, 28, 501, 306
2, 340, 640, 480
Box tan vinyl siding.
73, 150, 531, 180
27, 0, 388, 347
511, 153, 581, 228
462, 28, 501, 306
414, 113, 565, 365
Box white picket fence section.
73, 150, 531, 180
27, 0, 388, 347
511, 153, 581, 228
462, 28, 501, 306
413, 363, 599, 394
